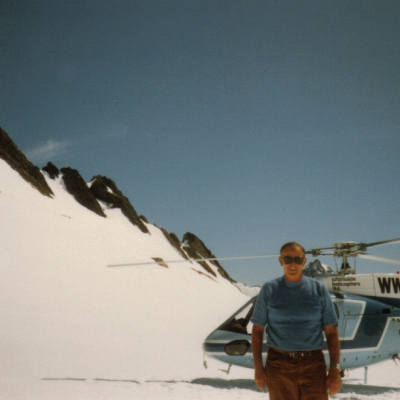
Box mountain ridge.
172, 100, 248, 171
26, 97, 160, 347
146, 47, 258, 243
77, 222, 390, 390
0, 125, 235, 284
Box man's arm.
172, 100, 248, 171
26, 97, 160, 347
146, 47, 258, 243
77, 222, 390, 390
324, 324, 341, 396
251, 324, 267, 392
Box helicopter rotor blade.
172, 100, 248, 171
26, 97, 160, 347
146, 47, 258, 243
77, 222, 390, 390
305, 238, 400, 257
107, 238, 400, 268
358, 254, 400, 265
362, 238, 400, 249
305, 248, 335, 256
108, 254, 280, 268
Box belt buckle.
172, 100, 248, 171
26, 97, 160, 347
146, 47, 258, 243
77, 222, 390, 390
289, 351, 306, 358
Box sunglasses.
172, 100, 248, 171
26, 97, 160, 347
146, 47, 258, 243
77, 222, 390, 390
282, 256, 304, 265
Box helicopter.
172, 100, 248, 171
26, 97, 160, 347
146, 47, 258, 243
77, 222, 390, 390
202, 238, 400, 374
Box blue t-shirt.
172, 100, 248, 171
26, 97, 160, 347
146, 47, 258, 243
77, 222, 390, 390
251, 275, 338, 351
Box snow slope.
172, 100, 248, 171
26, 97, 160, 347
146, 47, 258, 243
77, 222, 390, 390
1, 158, 400, 399
0, 159, 248, 391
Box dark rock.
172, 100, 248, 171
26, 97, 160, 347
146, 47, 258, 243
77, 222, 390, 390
42, 162, 60, 180
303, 259, 335, 278
160, 228, 190, 261
89, 175, 149, 233
152, 257, 169, 268
182, 232, 235, 282
0, 126, 53, 197
60, 167, 106, 218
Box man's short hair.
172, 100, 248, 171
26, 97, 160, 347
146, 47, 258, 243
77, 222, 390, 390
280, 242, 306, 257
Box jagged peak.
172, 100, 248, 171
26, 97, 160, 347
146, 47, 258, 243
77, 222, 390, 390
42, 162, 60, 180
303, 259, 335, 278
0, 126, 53, 198
182, 232, 235, 283
90, 175, 149, 234
59, 167, 106, 218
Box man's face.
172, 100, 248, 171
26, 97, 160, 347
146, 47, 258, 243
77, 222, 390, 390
279, 246, 307, 282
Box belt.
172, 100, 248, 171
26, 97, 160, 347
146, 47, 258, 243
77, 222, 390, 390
271, 347, 321, 359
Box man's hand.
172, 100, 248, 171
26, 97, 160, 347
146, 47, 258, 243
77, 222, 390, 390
252, 324, 267, 392
254, 366, 268, 392
326, 368, 341, 396
324, 325, 341, 396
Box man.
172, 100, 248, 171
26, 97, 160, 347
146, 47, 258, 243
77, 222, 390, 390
251, 242, 341, 399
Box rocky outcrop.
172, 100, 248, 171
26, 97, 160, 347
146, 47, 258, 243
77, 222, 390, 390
60, 167, 106, 218
152, 257, 169, 268
160, 228, 190, 261
303, 259, 335, 278
0, 126, 53, 197
89, 175, 149, 234
42, 162, 60, 180
140, 214, 148, 223
182, 232, 235, 282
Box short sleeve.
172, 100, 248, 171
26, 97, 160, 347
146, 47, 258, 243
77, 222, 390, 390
321, 285, 338, 326
251, 285, 269, 326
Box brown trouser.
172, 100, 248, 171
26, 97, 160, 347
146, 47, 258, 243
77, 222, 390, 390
266, 347, 328, 400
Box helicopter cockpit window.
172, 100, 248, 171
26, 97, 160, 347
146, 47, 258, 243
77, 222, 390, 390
219, 301, 255, 335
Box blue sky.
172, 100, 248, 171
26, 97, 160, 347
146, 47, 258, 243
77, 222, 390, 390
1, 0, 400, 285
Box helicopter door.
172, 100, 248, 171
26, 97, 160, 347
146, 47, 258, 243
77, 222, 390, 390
334, 299, 365, 347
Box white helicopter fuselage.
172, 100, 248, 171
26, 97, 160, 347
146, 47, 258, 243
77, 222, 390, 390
317, 273, 400, 308
203, 273, 400, 372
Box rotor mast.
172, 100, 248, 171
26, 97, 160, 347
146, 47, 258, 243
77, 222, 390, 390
336, 250, 356, 275
307, 238, 400, 275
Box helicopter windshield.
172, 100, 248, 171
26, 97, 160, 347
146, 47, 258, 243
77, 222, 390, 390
218, 299, 256, 335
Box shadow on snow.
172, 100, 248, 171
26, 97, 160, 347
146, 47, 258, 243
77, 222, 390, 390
190, 379, 400, 396
42, 377, 400, 396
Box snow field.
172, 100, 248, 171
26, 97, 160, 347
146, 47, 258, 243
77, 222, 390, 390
1, 158, 400, 399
